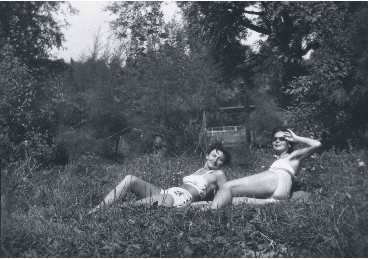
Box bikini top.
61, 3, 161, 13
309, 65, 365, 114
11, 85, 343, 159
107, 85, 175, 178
182, 169, 214, 198
270, 159, 296, 177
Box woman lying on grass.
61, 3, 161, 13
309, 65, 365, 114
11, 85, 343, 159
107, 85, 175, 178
88, 143, 231, 214
210, 127, 321, 209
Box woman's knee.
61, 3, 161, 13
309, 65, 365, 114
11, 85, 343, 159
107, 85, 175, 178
121, 175, 138, 187
124, 174, 135, 181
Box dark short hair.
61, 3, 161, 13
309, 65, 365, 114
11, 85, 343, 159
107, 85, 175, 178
271, 127, 295, 153
207, 142, 231, 166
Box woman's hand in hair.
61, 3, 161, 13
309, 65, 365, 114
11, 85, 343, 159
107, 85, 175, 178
284, 129, 298, 143
286, 129, 322, 161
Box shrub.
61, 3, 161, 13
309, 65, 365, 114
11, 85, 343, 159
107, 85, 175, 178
0, 45, 63, 167
55, 128, 105, 162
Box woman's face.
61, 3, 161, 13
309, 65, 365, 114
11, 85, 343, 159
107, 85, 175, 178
272, 131, 289, 153
206, 149, 226, 169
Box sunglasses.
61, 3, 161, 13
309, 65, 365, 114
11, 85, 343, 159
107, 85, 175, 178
272, 137, 286, 142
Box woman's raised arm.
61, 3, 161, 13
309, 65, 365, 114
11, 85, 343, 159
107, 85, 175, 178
286, 129, 322, 161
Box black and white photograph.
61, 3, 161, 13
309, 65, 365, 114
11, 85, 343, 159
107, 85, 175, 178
1, 1, 367, 257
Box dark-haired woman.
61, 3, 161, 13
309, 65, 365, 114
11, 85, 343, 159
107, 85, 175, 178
210, 128, 321, 208
88, 144, 231, 214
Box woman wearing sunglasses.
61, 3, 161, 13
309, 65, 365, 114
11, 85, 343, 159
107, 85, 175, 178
209, 127, 321, 208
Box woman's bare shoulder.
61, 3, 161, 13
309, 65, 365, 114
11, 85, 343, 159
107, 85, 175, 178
213, 169, 226, 176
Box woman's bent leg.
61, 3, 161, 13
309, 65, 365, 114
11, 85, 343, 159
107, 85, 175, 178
210, 171, 278, 209
88, 175, 161, 214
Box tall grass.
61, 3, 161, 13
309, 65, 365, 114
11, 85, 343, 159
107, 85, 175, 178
1, 149, 367, 257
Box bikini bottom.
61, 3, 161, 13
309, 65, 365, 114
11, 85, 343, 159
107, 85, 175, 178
160, 187, 192, 208
270, 169, 293, 200
231, 169, 293, 205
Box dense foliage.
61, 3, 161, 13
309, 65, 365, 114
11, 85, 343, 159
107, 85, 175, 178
1, 1, 367, 168
0, 45, 63, 166
284, 2, 368, 149
2, 1, 366, 167
0, 2, 73, 166
0, 1, 75, 69
179, 1, 368, 149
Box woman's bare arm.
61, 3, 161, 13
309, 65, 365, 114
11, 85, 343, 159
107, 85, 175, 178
202, 170, 227, 202
286, 129, 322, 161
215, 170, 228, 187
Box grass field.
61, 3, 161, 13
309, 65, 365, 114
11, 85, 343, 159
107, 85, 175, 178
1, 148, 367, 257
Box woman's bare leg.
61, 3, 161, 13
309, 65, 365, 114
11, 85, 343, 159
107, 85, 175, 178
210, 171, 278, 209
88, 175, 161, 214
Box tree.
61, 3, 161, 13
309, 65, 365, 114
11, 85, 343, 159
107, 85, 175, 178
284, 2, 368, 149
103, 2, 241, 153
179, 2, 256, 81
179, 1, 368, 149
0, 2, 76, 70
115, 32, 226, 153
0, 45, 63, 165
0, 2, 75, 165
105, 1, 165, 59
179, 2, 320, 80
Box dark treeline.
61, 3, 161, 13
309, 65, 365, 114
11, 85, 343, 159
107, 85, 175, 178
1, 1, 367, 167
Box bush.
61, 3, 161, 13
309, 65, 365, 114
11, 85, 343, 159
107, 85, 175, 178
0, 44, 63, 167
51, 141, 70, 166
55, 129, 105, 162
